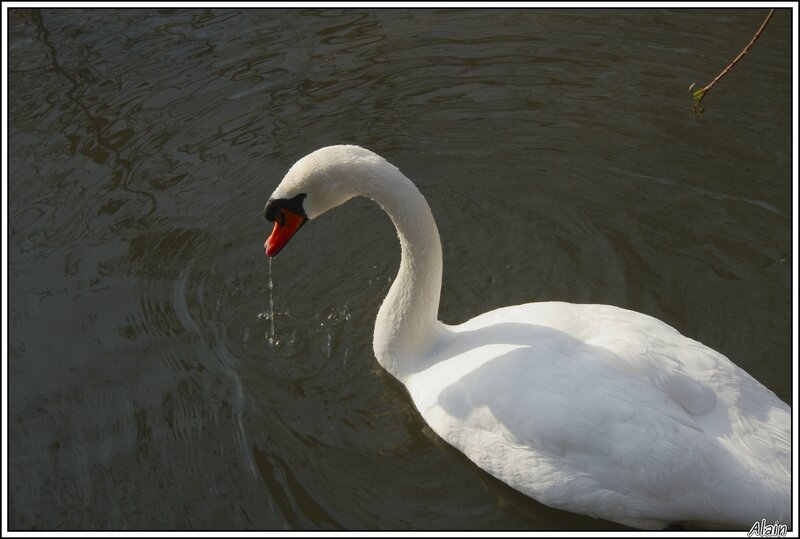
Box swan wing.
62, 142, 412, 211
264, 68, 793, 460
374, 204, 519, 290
406, 302, 790, 529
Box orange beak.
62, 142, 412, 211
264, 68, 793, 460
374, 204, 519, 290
265, 208, 307, 257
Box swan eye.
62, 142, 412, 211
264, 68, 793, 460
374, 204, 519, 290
264, 193, 308, 223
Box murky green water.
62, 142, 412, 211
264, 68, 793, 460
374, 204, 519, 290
7, 8, 792, 530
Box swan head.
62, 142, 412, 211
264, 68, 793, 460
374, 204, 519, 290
263, 145, 388, 257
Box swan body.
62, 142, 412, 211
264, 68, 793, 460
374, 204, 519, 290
263, 145, 791, 530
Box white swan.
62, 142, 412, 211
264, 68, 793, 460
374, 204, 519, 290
263, 145, 790, 530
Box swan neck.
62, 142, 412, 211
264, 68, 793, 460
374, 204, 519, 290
365, 167, 444, 381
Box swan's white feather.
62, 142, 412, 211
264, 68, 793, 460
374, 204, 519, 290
406, 302, 789, 529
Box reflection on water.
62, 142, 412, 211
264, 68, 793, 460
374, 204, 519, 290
7, 7, 792, 530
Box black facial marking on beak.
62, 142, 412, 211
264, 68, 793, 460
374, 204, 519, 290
264, 193, 308, 223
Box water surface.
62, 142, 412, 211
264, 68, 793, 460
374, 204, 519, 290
7, 8, 793, 530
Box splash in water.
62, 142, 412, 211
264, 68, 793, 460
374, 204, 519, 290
258, 258, 280, 348
268, 257, 275, 339
259, 257, 291, 348
263, 257, 284, 347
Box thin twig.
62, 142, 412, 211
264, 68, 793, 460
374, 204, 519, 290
690, 9, 776, 115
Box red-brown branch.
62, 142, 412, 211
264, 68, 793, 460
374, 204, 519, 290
692, 9, 776, 114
